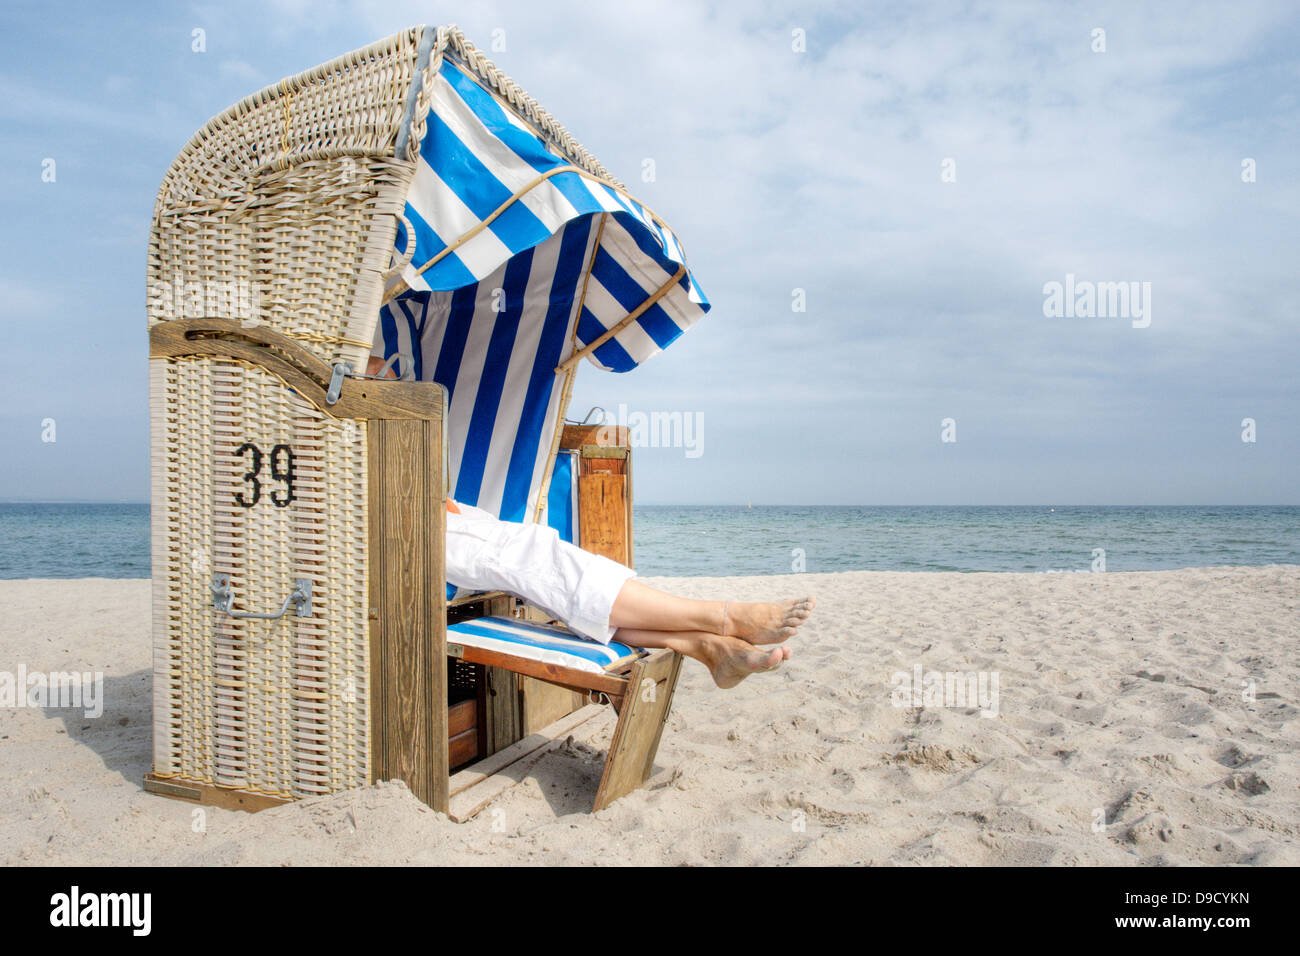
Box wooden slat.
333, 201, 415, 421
447, 589, 510, 610
592, 648, 682, 812
449, 727, 479, 770
447, 704, 607, 821
480, 596, 522, 757
579, 444, 628, 460
520, 677, 586, 736
449, 698, 477, 738
143, 774, 291, 812
448, 642, 631, 698
625, 448, 634, 567
484, 665, 520, 757
578, 473, 628, 564
561, 424, 627, 449
368, 417, 448, 812
150, 318, 446, 421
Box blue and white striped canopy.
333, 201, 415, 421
372, 38, 710, 523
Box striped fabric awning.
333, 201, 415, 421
378, 220, 595, 520
390, 54, 709, 372
373, 32, 711, 524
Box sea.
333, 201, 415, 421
1, 503, 1297, 579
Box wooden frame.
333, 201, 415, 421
147, 320, 681, 818
594, 647, 682, 811
559, 424, 634, 566
441, 639, 683, 816
367, 415, 448, 811
147, 318, 450, 812
439, 423, 683, 816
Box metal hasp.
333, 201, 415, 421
326, 362, 352, 405
211, 574, 314, 619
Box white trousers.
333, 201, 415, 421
445, 501, 637, 644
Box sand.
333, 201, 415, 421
1, 566, 1296, 866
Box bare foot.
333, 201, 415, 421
707, 636, 792, 689
723, 597, 816, 644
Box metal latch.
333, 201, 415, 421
326, 362, 352, 405
211, 574, 313, 619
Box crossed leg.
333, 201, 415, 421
608, 580, 816, 689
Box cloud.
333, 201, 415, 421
0, 0, 1296, 503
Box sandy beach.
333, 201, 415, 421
1, 566, 1296, 866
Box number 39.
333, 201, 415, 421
234, 442, 296, 508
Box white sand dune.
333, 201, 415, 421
2, 567, 1296, 865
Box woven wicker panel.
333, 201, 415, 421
147, 28, 424, 373
150, 355, 369, 798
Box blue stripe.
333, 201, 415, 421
547, 452, 575, 542
575, 306, 636, 372
449, 619, 633, 665
377, 302, 401, 373
454, 249, 533, 507
421, 108, 554, 257
499, 217, 594, 519
431, 283, 480, 412
589, 249, 682, 349
404, 203, 478, 291
471, 613, 625, 649
588, 245, 659, 316
609, 211, 676, 273
451, 621, 611, 662
483, 618, 636, 660
440, 63, 607, 218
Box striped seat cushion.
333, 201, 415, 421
447, 615, 639, 674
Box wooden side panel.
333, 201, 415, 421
592, 648, 682, 812
578, 473, 628, 564
368, 418, 448, 811
484, 667, 522, 756
625, 449, 634, 567
482, 595, 522, 756
520, 677, 587, 735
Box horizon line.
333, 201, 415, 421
2, 500, 1298, 508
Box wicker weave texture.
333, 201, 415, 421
150, 357, 370, 798
147, 24, 626, 802
146, 29, 423, 373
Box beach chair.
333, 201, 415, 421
143, 26, 709, 818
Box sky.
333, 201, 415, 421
0, 0, 1296, 505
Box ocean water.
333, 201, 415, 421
0, 503, 152, 578
633, 505, 1300, 576
1, 503, 1297, 579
